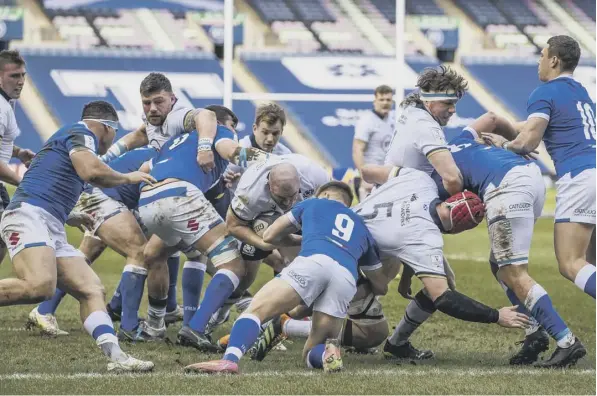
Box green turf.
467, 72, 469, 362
0, 217, 594, 394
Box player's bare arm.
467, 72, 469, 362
12, 144, 35, 166
0, 160, 21, 185
71, 149, 156, 188
352, 139, 367, 170
262, 214, 299, 246
483, 117, 548, 155
215, 138, 271, 167
226, 207, 275, 251
427, 150, 463, 195
360, 164, 401, 185
361, 266, 389, 296
101, 124, 147, 162
187, 108, 217, 172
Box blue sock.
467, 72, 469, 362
108, 282, 122, 313
306, 343, 326, 369
574, 264, 596, 299
119, 265, 148, 332
182, 260, 206, 326
504, 285, 540, 333
166, 256, 180, 312
37, 288, 67, 315
188, 269, 239, 333
524, 284, 571, 344
223, 313, 262, 363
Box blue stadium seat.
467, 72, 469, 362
290, 0, 335, 23
493, 0, 544, 26
406, 0, 445, 16
453, 0, 508, 27
246, 0, 296, 23
572, 0, 596, 21
369, 0, 395, 23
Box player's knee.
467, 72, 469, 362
207, 236, 242, 271
28, 278, 56, 302
421, 277, 449, 301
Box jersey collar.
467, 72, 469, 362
372, 108, 387, 120
250, 133, 264, 150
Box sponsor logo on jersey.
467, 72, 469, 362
400, 202, 411, 226
574, 208, 596, 216
7, 231, 19, 247
287, 270, 307, 287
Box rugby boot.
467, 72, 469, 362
177, 325, 222, 352
164, 305, 184, 326
107, 353, 154, 373
235, 290, 253, 313
383, 340, 434, 360
249, 316, 286, 361
205, 305, 231, 335
323, 338, 343, 373
26, 307, 69, 336
184, 359, 239, 374
535, 337, 587, 368
118, 321, 165, 343
509, 327, 550, 365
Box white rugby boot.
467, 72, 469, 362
107, 353, 155, 373
26, 307, 69, 336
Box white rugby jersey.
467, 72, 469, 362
354, 109, 395, 166
226, 134, 292, 191
144, 100, 193, 149
384, 104, 447, 175
231, 153, 330, 221
0, 91, 20, 164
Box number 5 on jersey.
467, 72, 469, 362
332, 214, 354, 242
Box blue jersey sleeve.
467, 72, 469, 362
287, 199, 311, 228
457, 127, 476, 140
527, 85, 553, 121
213, 125, 236, 146
358, 234, 382, 271
65, 129, 98, 155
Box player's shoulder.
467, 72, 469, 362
274, 141, 292, 155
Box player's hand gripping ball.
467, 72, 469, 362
444, 191, 485, 234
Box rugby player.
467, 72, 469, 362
135, 121, 268, 345
433, 112, 585, 367
379, 65, 467, 358
100, 72, 220, 320
352, 84, 394, 200
483, 36, 596, 304
0, 50, 36, 261
184, 181, 388, 374
358, 166, 530, 361
0, 101, 155, 372
177, 154, 330, 349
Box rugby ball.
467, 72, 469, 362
252, 211, 281, 237
348, 292, 384, 319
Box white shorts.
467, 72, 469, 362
73, 187, 127, 235
138, 181, 223, 250
555, 168, 596, 225
0, 203, 84, 259
365, 199, 445, 277
483, 164, 545, 266
279, 254, 357, 318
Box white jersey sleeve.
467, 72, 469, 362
0, 97, 20, 164
354, 112, 373, 142
414, 119, 447, 157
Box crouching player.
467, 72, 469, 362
184, 181, 389, 374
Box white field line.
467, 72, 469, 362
1, 368, 594, 381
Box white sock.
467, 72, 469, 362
283, 318, 312, 338
556, 331, 575, 349
574, 264, 595, 292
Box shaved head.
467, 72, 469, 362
269, 163, 300, 210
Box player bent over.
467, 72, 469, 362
27, 146, 162, 340
437, 114, 586, 368
0, 101, 155, 372
185, 181, 389, 374
358, 167, 530, 361
137, 124, 268, 345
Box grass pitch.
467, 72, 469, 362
0, 217, 595, 394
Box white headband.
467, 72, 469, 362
419, 89, 459, 102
